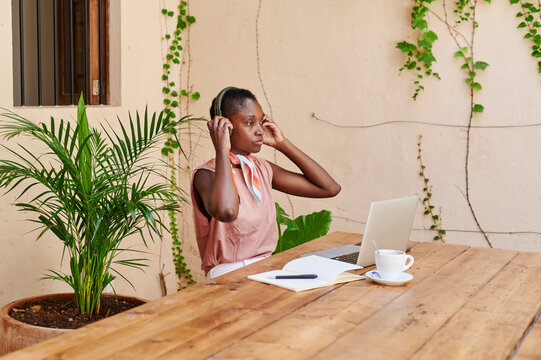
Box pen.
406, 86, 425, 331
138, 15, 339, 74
275, 274, 318, 279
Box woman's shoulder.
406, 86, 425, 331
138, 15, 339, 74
195, 158, 216, 173
251, 155, 273, 179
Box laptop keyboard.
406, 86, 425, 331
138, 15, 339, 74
331, 252, 359, 264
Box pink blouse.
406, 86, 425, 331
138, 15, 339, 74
190, 156, 277, 274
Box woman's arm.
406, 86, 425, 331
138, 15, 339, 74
263, 117, 341, 198
193, 117, 239, 222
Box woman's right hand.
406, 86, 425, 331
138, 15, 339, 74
208, 116, 233, 153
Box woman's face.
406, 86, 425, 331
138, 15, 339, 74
228, 99, 266, 155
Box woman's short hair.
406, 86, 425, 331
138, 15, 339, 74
209, 88, 257, 119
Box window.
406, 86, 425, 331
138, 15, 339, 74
12, 0, 109, 106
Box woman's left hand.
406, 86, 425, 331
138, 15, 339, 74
262, 115, 284, 147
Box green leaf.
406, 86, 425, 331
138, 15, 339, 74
191, 92, 201, 100
510, 0, 519, 4
412, 18, 428, 30
472, 82, 482, 91
473, 104, 484, 112
518, 22, 527, 28
454, 50, 464, 58
76, 95, 92, 195
473, 61, 489, 70
469, 71, 477, 78
418, 51, 437, 66
179, 18, 187, 30
275, 210, 332, 254
423, 30, 438, 43
396, 41, 417, 54
181, 90, 189, 96
274, 202, 296, 228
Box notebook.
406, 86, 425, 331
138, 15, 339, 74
301, 195, 419, 267
247, 255, 364, 292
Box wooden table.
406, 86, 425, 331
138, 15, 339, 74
3, 232, 541, 359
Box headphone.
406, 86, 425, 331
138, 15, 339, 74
213, 86, 238, 136
213, 86, 238, 118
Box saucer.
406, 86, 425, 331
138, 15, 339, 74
365, 270, 413, 286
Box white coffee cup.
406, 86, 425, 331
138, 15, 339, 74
374, 249, 414, 280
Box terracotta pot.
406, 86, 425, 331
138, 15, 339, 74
0, 293, 146, 355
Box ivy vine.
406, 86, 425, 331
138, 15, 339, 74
417, 135, 446, 242
396, 0, 440, 100
398, 0, 540, 247
397, 0, 491, 247
160, 0, 199, 290
511, 0, 541, 74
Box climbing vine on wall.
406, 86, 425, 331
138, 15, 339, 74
395, 0, 541, 247
417, 135, 446, 242
511, 0, 541, 74
396, 0, 440, 100
160, 0, 199, 290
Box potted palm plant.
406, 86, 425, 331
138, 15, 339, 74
0, 96, 190, 353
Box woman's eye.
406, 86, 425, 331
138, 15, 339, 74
247, 121, 253, 126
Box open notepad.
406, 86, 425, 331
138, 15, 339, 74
247, 255, 365, 292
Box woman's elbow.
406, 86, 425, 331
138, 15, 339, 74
212, 207, 239, 223
327, 183, 341, 197
320, 182, 341, 198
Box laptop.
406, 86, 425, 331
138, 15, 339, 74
301, 195, 419, 267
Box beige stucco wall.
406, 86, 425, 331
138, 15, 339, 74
0, 0, 540, 308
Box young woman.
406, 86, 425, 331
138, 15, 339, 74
191, 87, 341, 279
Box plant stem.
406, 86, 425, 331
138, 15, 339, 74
463, 1, 493, 247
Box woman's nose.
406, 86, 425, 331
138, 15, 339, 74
255, 124, 263, 135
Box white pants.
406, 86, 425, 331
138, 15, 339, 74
207, 255, 270, 280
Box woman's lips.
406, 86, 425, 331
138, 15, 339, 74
254, 140, 263, 146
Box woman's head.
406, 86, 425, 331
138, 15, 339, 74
209, 87, 257, 120
210, 87, 266, 155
